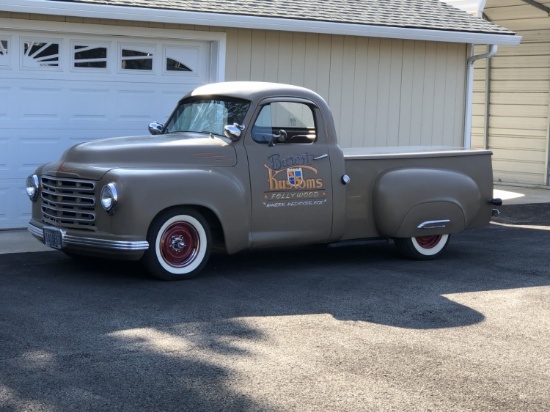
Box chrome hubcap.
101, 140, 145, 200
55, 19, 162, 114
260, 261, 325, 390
159, 221, 199, 268
170, 235, 186, 253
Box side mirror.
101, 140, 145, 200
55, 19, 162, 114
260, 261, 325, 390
224, 123, 245, 141
148, 122, 164, 135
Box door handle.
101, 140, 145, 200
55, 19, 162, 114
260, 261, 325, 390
313, 154, 328, 160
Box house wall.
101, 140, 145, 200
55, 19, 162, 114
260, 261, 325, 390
1, 11, 468, 149
471, 0, 550, 186
223, 29, 468, 149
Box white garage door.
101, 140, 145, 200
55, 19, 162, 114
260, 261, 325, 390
0, 28, 221, 229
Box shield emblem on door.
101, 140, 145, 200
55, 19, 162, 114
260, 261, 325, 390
287, 168, 303, 187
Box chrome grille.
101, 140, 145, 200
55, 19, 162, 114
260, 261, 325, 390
41, 176, 96, 229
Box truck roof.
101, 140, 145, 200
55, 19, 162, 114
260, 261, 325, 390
187, 81, 325, 105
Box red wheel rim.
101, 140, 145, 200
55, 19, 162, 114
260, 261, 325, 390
159, 221, 200, 268
415, 235, 442, 249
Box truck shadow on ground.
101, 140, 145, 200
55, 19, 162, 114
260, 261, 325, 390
3, 223, 550, 331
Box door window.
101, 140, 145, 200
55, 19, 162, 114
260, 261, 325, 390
252, 102, 317, 144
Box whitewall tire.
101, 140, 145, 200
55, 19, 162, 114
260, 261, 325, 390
394, 234, 450, 260
143, 208, 211, 280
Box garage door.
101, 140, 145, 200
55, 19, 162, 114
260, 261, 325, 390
0, 28, 220, 229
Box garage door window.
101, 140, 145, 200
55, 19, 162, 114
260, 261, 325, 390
0, 39, 8, 67
73, 44, 108, 69
121, 46, 153, 71
164, 45, 198, 74
22, 40, 59, 68
166, 57, 191, 72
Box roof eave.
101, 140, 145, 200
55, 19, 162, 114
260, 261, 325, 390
0, 0, 522, 46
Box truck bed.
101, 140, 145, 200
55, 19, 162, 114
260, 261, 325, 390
340, 147, 494, 240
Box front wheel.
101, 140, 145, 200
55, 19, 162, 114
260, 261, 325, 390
142, 208, 211, 280
394, 234, 450, 260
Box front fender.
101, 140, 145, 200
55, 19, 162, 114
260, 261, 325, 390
373, 168, 482, 238
95, 168, 251, 254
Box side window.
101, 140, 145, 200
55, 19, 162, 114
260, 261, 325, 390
251, 102, 317, 144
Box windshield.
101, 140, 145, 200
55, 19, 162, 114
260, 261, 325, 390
164, 97, 250, 136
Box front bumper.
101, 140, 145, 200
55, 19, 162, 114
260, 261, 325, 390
28, 222, 149, 253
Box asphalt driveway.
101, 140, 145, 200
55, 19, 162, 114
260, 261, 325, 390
1, 205, 549, 411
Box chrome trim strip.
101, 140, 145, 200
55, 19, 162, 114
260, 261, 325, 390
28, 223, 44, 239
63, 235, 149, 251
28, 223, 149, 251
417, 219, 451, 229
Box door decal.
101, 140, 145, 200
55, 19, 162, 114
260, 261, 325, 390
263, 152, 327, 208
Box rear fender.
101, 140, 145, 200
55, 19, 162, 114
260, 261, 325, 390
373, 168, 481, 238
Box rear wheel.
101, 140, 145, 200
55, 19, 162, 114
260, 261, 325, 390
142, 208, 211, 280
394, 234, 450, 260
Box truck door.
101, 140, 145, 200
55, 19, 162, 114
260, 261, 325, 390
244, 99, 334, 247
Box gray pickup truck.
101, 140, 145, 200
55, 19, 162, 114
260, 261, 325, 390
26, 81, 501, 280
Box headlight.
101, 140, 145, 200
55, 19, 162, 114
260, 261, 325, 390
100, 183, 118, 213
26, 174, 40, 201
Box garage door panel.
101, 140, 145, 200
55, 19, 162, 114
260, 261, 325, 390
0, 137, 7, 175
3, 134, 64, 179
117, 89, 157, 119
19, 86, 64, 120
69, 87, 113, 120
0, 184, 12, 226
0, 183, 31, 229
0, 86, 9, 118
19, 82, 113, 122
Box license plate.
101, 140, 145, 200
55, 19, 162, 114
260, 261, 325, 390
43, 227, 63, 250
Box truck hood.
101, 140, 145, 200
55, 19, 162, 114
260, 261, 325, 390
41, 133, 237, 180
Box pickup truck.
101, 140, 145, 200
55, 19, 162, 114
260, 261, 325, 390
26, 81, 501, 280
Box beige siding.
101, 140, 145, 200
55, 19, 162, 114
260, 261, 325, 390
472, 0, 550, 186
3, 12, 468, 150
224, 29, 468, 148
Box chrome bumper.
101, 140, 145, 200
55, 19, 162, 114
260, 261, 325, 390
28, 223, 149, 252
